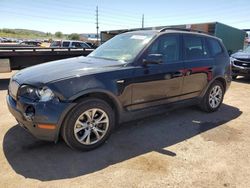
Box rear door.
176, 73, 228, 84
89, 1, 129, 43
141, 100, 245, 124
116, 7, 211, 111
129, 34, 185, 110
181, 34, 214, 99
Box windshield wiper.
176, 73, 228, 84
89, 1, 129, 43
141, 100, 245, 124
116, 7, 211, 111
88, 56, 123, 62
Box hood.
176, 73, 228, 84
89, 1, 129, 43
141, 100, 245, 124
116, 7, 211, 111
231, 51, 250, 59
12, 56, 125, 85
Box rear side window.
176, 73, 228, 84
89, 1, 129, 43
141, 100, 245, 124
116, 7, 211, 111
207, 38, 223, 56
62, 42, 70, 47
184, 35, 209, 60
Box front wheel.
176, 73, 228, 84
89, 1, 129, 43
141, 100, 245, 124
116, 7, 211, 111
61, 98, 115, 151
200, 81, 224, 112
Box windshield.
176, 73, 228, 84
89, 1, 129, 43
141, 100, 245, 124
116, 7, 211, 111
88, 32, 155, 62
244, 46, 250, 53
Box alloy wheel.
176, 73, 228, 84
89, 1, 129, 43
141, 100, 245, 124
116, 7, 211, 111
209, 85, 223, 109
73, 108, 109, 145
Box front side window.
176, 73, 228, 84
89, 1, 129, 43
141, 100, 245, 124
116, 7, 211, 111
184, 35, 209, 60
147, 35, 180, 62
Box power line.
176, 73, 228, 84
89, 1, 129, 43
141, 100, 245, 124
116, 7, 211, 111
3, 7, 139, 24
4, 2, 142, 22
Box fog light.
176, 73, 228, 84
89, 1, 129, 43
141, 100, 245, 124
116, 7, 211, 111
24, 106, 35, 121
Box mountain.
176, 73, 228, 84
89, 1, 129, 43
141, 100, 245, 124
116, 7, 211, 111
0, 28, 52, 39
10, 29, 47, 35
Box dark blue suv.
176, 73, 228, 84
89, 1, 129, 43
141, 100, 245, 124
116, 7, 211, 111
7, 28, 231, 151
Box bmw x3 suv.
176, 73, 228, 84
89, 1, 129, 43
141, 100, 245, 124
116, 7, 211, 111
7, 28, 231, 151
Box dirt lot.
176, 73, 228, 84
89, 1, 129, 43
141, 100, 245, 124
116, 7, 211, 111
0, 71, 250, 188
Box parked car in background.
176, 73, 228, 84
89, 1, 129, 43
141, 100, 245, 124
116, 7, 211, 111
7, 28, 231, 151
19, 40, 42, 47
231, 45, 250, 79
50, 40, 91, 48
0, 37, 12, 43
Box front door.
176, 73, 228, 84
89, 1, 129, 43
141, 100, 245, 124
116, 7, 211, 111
128, 34, 184, 110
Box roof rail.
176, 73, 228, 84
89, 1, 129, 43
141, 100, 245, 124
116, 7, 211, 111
159, 27, 207, 34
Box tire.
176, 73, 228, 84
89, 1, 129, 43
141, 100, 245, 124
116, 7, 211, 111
61, 97, 115, 151
200, 81, 225, 113
232, 75, 237, 80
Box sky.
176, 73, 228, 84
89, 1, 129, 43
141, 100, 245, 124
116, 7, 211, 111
0, 0, 249, 34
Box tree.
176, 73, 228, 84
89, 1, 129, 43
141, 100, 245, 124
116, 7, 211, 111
55, 31, 63, 38
46, 32, 52, 36
68, 33, 80, 40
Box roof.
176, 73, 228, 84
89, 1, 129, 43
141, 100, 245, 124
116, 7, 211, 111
120, 28, 220, 40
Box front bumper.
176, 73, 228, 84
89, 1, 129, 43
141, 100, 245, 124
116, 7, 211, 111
232, 63, 250, 76
6, 95, 74, 142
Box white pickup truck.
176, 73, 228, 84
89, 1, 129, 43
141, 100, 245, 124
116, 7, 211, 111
50, 40, 91, 48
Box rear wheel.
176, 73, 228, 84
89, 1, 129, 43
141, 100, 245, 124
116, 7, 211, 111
62, 98, 115, 151
200, 81, 224, 112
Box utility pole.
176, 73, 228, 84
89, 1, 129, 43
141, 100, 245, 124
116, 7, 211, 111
96, 6, 99, 45
142, 14, 144, 29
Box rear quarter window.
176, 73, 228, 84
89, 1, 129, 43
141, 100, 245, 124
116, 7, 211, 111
207, 38, 223, 56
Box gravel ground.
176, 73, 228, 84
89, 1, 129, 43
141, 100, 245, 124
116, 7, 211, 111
0, 71, 250, 188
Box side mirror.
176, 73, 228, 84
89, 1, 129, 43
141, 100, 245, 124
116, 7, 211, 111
143, 54, 163, 65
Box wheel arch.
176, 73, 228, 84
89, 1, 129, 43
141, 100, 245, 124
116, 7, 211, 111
55, 89, 123, 142
71, 91, 122, 120
200, 76, 227, 98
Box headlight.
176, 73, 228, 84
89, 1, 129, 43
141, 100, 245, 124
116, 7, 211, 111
19, 85, 38, 99
230, 57, 236, 64
19, 85, 55, 102
37, 87, 55, 102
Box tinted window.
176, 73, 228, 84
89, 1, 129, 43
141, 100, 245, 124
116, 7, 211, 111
148, 35, 180, 62
62, 42, 70, 47
208, 38, 223, 56
184, 35, 209, 60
